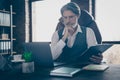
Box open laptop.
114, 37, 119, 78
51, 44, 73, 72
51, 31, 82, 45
23, 42, 65, 68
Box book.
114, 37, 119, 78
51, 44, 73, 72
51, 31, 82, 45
50, 67, 81, 77
11, 59, 25, 63
82, 64, 109, 71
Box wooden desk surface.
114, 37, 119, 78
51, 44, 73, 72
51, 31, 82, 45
0, 64, 120, 80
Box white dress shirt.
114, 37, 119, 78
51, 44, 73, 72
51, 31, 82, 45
50, 25, 97, 60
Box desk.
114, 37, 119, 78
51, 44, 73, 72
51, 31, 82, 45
0, 64, 120, 80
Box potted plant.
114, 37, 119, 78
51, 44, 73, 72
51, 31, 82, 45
22, 52, 34, 73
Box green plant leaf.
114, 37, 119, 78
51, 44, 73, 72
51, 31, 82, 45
23, 52, 32, 62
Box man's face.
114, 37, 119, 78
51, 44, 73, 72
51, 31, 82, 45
62, 10, 79, 27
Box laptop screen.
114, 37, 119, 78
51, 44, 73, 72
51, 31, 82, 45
23, 42, 54, 68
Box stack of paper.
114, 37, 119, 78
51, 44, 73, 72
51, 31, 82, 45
82, 64, 109, 71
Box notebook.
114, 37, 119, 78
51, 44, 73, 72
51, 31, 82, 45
82, 64, 109, 71
50, 67, 81, 77
23, 42, 65, 68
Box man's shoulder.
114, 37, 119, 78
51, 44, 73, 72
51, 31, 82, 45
86, 27, 93, 31
79, 26, 94, 33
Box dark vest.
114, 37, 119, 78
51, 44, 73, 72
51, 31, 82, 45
55, 26, 88, 63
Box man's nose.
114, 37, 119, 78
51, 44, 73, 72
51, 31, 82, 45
66, 17, 71, 23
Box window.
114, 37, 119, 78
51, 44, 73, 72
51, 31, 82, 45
32, 0, 70, 42
96, 0, 120, 64
96, 0, 120, 41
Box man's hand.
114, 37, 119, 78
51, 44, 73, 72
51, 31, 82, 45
67, 27, 75, 36
89, 54, 103, 64
62, 26, 75, 42
62, 27, 69, 42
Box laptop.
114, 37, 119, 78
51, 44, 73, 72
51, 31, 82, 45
23, 42, 65, 68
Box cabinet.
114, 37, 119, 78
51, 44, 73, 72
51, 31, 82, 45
0, 5, 16, 55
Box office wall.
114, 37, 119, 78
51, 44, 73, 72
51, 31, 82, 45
71, 0, 95, 18
0, 0, 11, 10
12, 0, 26, 54
71, 0, 89, 11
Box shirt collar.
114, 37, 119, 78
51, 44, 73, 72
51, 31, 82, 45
76, 25, 82, 33
72, 25, 82, 36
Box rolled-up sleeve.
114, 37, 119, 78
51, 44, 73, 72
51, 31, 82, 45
50, 31, 66, 60
87, 28, 97, 48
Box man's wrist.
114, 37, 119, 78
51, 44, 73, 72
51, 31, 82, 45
62, 37, 66, 42
62, 33, 68, 42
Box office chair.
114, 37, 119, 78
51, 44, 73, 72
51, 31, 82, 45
55, 10, 102, 44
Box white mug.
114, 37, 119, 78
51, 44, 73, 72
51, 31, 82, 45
13, 54, 22, 60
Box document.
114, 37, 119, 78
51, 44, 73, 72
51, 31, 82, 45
82, 64, 109, 71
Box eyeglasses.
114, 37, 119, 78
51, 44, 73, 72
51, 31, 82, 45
62, 15, 76, 20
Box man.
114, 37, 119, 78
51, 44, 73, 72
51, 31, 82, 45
50, 2, 102, 64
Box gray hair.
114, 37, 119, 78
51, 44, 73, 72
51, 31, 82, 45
61, 2, 81, 17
